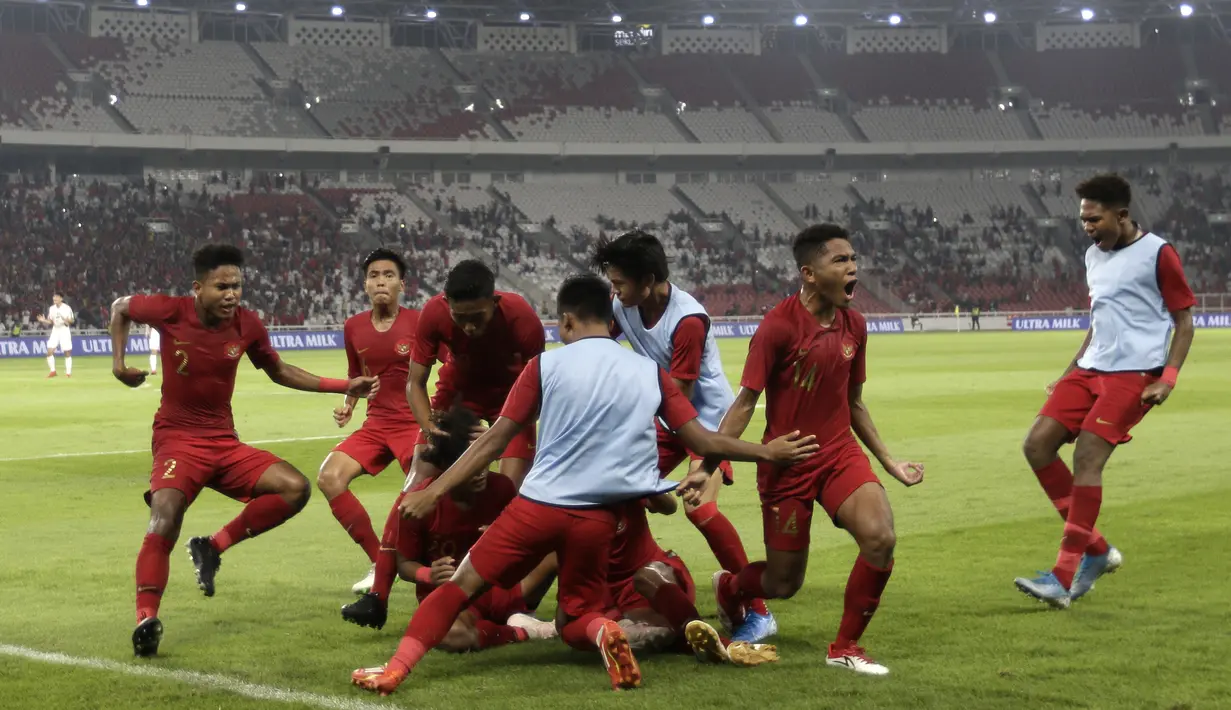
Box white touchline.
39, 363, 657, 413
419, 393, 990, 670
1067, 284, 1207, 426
0, 644, 390, 710
0, 435, 346, 464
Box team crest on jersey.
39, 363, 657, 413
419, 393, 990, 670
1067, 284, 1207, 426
395, 339, 412, 356
224, 342, 243, 359
842, 342, 856, 360
616, 518, 627, 535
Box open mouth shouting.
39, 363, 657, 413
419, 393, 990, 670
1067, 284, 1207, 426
842, 279, 858, 302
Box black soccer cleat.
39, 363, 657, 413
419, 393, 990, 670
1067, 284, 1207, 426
341, 592, 387, 630
132, 616, 163, 657
186, 536, 222, 597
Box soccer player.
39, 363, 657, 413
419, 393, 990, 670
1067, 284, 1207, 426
350, 273, 817, 696
317, 249, 422, 594
1014, 174, 1195, 608
593, 231, 775, 642
110, 244, 379, 658
343, 405, 558, 648
405, 260, 543, 488
38, 293, 74, 378
680, 224, 925, 676
147, 323, 161, 376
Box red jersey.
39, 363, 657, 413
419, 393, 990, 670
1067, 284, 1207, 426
411, 291, 545, 403
606, 500, 662, 585
742, 295, 867, 461
129, 294, 280, 437
344, 307, 420, 425
611, 312, 708, 382
396, 473, 517, 598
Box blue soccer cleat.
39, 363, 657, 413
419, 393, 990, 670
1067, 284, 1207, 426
1014, 571, 1072, 609
1070, 546, 1123, 601
731, 609, 779, 643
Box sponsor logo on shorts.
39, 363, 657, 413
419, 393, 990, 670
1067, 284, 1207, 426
395, 340, 411, 356
223, 342, 242, 359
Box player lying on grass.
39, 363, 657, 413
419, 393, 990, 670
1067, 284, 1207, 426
593, 231, 774, 643
680, 224, 925, 677
110, 244, 378, 658
1015, 174, 1195, 609
342, 405, 557, 646
596, 494, 778, 668
351, 273, 818, 696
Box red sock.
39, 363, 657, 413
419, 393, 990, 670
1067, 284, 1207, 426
1033, 459, 1110, 556
135, 533, 175, 623
503, 583, 527, 615
688, 504, 768, 614
371, 493, 405, 602
389, 581, 470, 675
835, 556, 893, 648
1053, 485, 1103, 589
650, 581, 702, 632
474, 619, 529, 649
327, 491, 380, 562
210, 494, 296, 554
561, 613, 609, 652
722, 561, 768, 602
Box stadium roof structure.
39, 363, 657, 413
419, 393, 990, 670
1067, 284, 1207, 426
74, 0, 1231, 25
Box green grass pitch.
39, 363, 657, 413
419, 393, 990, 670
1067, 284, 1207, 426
1, 331, 1228, 710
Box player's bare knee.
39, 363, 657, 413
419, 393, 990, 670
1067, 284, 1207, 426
280, 474, 312, 510
314, 466, 346, 498
763, 570, 804, 600
632, 563, 671, 599
438, 624, 480, 653
857, 525, 896, 567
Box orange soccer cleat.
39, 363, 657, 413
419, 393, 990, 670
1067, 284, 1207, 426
351, 665, 408, 696
46, 372, 57, 379
595, 619, 642, 691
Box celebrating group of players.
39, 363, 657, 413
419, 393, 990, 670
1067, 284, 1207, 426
104, 173, 1195, 696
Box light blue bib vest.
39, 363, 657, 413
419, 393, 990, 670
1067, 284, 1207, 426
1078, 232, 1174, 373
518, 338, 679, 509
611, 284, 734, 430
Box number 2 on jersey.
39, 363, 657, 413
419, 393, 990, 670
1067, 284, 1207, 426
174, 349, 189, 376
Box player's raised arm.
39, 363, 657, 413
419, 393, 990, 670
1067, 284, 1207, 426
249, 317, 379, 398
109, 295, 147, 387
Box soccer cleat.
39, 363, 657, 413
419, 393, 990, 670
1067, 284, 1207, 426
712, 571, 747, 634
826, 642, 889, 676
1070, 546, 1123, 601
616, 619, 674, 651
731, 609, 778, 644
351, 665, 407, 696
46, 372, 56, 378
341, 592, 387, 630
506, 612, 558, 640
1014, 571, 1072, 609
186, 537, 222, 597
728, 641, 780, 667
132, 617, 163, 658
351, 564, 376, 595
685, 620, 731, 664
595, 619, 642, 691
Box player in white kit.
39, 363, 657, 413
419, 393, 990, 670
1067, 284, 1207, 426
147, 324, 161, 376
38, 294, 75, 378
592, 231, 776, 643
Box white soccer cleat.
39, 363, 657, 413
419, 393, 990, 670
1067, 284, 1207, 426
506, 613, 558, 640
617, 619, 675, 651
351, 564, 376, 595
826, 643, 890, 676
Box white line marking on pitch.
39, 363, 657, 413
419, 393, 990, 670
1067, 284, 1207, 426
0, 435, 345, 463
0, 644, 390, 710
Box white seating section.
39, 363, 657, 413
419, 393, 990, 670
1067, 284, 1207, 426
680, 107, 773, 143
853, 102, 1028, 142
499, 107, 683, 143
500, 183, 682, 237
1031, 105, 1204, 139
25, 85, 123, 133
765, 105, 853, 143
853, 180, 1034, 227
680, 184, 797, 235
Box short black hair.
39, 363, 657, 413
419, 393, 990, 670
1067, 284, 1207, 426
192, 243, 244, 279
590, 230, 669, 283
1076, 174, 1132, 209
444, 260, 496, 302
420, 406, 480, 470
557, 273, 614, 323
363, 248, 407, 278
793, 223, 850, 268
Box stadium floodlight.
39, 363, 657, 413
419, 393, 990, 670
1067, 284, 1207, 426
888, 13, 902, 25
109, 94, 118, 105
611, 13, 622, 23
519, 11, 531, 21
425, 8, 437, 19
235, 2, 246, 11
135, 0, 149, 6
331, 5, 344, 16
794, 14, 808, 26
1080, 7, 1094, 20
1179, 3, 1194, 17
702, 14, 715, 25
983, 10, 997, 23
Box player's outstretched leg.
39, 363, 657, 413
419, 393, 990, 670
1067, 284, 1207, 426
827, 483, 895, 676
133, 489, 187, 657
561, 614, 642, 691
317, 451, 380, 592
191, 462, 310, 597
343, 490, 407, 628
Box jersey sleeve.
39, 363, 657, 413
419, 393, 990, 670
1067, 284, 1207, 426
1157, 244, 1197, 313
245, 314, 281, 370
128, 294, 180, 327
499, 355, 542, 425
657, 368, 700, 430
411, 299, 446, 367
511, 301, 547, 358
668, 315, 709, 382
740, 317, 788, 393
343, 321, 362, 379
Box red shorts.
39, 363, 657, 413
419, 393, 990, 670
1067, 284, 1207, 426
149, 433, 283, 505
467, 496, 615, 619
757, 437, 881, 552
332, 419, 419, 475
656, 424, 733, 485
1039, 368, 1156, 445
415, 387, 536, 461
605, 550, 695, 615
416, 584, 527, 623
